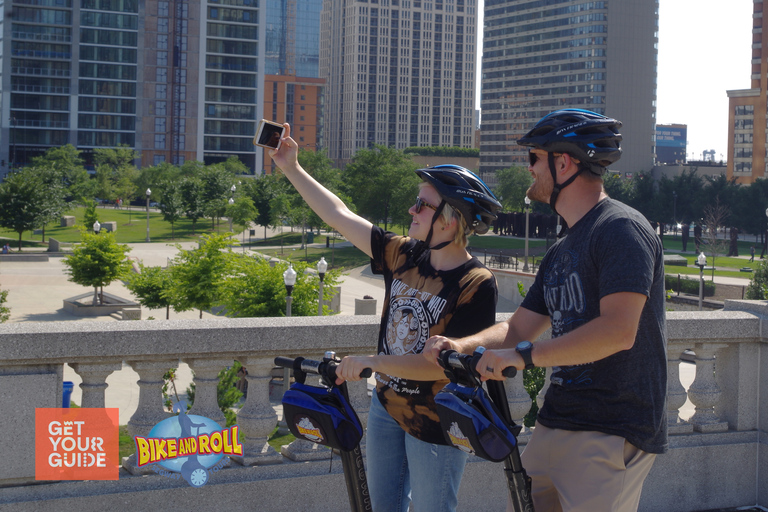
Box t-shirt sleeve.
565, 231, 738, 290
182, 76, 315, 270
595, 218, 659, 299
443, 274, 498, 338
369, 225, 388, 275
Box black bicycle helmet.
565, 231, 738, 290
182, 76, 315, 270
517, 109, 622, 172
517, 109, 622, 214
415, 165, 502, 237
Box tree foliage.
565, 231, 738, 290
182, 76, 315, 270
124, 264, 174, 319
493, 166, 532, 212
218, 257, 339, 318
167, 233, 236, 318
0, 169, 63, 249
342, 145, 420, 231
62, 230, 132, 302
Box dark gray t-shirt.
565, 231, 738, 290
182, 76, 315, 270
521, 198, 668, 454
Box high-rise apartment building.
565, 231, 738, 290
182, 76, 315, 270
479, 0, 658, 177
320, 0, 479, 164
0, 0, 267, 177
726, 0, 767, 184
262, 0, 325, 175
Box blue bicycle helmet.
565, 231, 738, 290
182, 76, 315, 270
415, 165, 501, 236
517, 109, 622, 214
517, 109, 622, 172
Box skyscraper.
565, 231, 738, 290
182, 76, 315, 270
0, 0, 266, 177
479, 1, 658, 177
262, 0, 325, 175
320, 0, 479, 164
726, 0, 767, 184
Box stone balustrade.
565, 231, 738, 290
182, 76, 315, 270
0, 302, 765, 511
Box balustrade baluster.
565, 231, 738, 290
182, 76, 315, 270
505, 370, 532, 438
666, 343, 693, 434
185, 358, 229, 427
688, 344, 729, 433
69, 361, 121, 408
122, 359, 176, 475
232, 356, 282, 466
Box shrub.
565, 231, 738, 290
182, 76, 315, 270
745, 258, 768, 300
665, 274, 715, 297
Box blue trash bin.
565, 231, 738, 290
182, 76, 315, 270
62, 381, 74, 408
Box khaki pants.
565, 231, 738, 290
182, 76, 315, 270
514, 423, 656, 512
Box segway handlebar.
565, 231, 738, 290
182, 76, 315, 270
275, 354, 372, 385
438, 347, 517, 380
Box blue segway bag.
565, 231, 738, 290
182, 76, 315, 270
282, 382, 363, 451
435, 382, 517, 462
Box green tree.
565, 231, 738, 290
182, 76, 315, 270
124, 264, 175, 319
0, 170, 60, 250
219, 256, 339, 317
158, 180, 184, 239
343, 145, 420, 231
199, 165, 236, 231
0, 289, 11, 323
30, 145, 94, 203
746, 257, 768, 300
241, 173, 288, 240
493, 166, 532, 212
179, 176, 205, 234
83, 200, 99, 231
226, 195, 258, 244
63, 230, 132, 305
167, 233, 235, 318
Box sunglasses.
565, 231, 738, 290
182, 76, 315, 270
414, 196, 438, 214
529, 151, 564, 166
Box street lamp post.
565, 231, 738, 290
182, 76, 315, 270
93, 221, 101, 234
523, 196, 531, 272
317, 257, 327, 316
283, 264, 296, 317
145, 188, 151, 242
672, 191, 677, 239
228, 197, 234, 234
697, 252, 707, 311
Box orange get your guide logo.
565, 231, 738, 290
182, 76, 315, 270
35, 408, 120, 481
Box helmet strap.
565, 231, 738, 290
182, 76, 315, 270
422, 200, 452, 251
547, 152, 583, 215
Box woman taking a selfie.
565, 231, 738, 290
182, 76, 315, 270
268, 123, 501, 512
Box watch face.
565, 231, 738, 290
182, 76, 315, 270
517, 341, 533, 351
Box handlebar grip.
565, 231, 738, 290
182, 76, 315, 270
274, 356, 296, 368
359, 368, 373, 379
501, 366, 517, 379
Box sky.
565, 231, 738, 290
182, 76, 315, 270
476, 0, 755, 161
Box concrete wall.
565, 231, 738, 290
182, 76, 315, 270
0, 304, 765, 511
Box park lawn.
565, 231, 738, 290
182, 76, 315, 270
0, 206, 243, 245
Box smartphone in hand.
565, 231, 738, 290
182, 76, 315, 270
253, 119, 285, 150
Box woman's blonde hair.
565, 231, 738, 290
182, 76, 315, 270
418, 182, 471, 248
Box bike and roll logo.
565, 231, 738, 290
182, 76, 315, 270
134, 402, 243, 487
446, 421, 474, 454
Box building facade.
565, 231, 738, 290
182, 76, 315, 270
320, 0, 479, 164
479, 0, 658, 177
0, 0, 267, 177
262, 0, 325, 175
726, 0, 768, 184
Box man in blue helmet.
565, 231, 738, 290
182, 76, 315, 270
425, 109, 667, 511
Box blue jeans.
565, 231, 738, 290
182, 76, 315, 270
366, 391, 468, 512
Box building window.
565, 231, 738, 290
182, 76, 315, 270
154, 134, 166, 149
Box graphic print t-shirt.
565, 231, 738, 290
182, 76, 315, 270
370, 226, 497, 444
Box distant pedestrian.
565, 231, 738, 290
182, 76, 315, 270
750, 246, 755, 262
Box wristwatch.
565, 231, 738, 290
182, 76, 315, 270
516, 341, 535, 370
